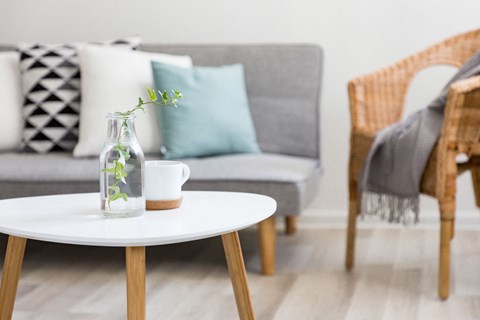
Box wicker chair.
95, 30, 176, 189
345, 29, 480, 300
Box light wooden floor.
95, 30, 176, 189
2, 218, 480, 320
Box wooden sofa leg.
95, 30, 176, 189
439, 218, 453, 300
285, 216, 297, 235
258, 216, 276, 275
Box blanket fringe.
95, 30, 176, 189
361, 191, 419, 224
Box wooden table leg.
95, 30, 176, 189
0, 235, 27, 320
126, 246, 146, 320
222, 231, 255, 320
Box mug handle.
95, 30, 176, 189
180, 164, 190, 185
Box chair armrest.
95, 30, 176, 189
434, 75, 480, 198
440, 75, 480, 152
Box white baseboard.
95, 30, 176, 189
298, 209, 480, 230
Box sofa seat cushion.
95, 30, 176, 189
182, 154, 321, 216
0, 152, 99, 181
0, 152, 320, 215
0, 152, 317, 182
182, 153, 317, 182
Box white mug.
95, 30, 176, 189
145, 161, 190, 201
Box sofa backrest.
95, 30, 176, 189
143, 44, 323, 160
0, 44, 323, 160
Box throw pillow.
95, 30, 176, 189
73, 45, 192, 157
151, 62, 260, 159
18, 37, 141, 153
0, 52, 23, 151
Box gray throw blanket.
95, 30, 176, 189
360, 51, 480, 223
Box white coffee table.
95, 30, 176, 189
0, 191, 276, 320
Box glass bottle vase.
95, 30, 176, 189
100, 113, 145, 218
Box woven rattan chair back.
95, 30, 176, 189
348, 29, 480, 133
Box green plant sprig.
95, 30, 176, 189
115, 88, 183, 117
102, 88, 183, 210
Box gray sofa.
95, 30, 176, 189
0, 44, 323, 273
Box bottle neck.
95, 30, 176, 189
105, 115, 138, 144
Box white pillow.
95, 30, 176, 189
73, 45, 192, 157
0, 52, 23, 151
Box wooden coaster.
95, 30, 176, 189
146, 197, 182, 211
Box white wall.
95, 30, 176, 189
1, 0, 479, 214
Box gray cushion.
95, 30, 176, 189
182, 154, 320, 215
183, 168, 321, 216
0, 152, 317, 182
182, 153, 317, 182
0, 152, 99, 181
0, 152, 320, 216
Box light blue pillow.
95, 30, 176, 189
151, 62, 260, 159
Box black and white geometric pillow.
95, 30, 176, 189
18, 38, 141, 153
